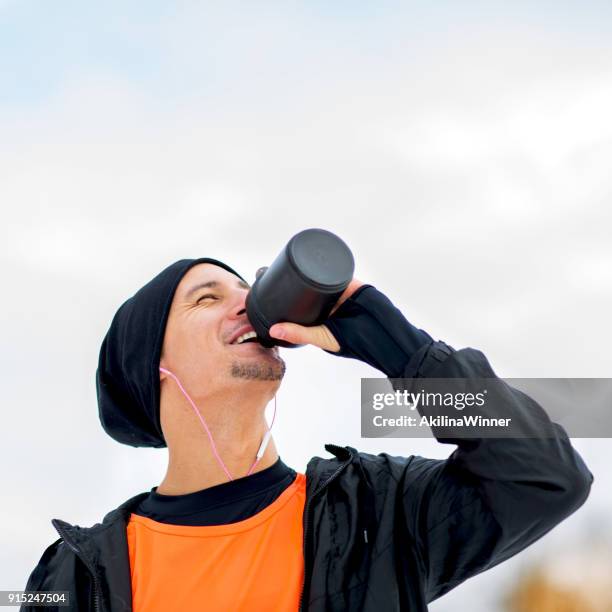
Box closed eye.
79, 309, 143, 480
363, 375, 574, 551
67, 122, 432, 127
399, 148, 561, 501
197, 294, 219, 304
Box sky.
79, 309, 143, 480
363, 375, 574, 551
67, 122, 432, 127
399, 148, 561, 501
1, 2, 611, 610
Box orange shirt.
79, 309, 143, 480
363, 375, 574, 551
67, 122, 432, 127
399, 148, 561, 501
126, 472, 306, 612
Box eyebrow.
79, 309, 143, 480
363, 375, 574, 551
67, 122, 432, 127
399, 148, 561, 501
185, 278, 250, 299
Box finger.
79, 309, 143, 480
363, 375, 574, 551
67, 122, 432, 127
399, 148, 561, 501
269, 322, 340, 352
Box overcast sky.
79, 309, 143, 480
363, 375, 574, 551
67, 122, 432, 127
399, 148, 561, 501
2, 2, 611, 610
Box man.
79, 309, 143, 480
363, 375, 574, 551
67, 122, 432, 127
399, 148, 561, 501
21, 256, 593, 611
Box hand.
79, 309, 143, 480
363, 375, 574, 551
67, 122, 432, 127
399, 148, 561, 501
268, 278, 366, 351
261, 265, 434, 375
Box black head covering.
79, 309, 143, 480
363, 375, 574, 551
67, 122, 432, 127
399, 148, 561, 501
96, 258, 248, 448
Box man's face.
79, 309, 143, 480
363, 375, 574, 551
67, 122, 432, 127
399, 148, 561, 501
160, 263, 286, 393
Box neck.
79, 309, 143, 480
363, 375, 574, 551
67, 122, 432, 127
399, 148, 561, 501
157, 440, 279, 495
157, 382, 279, 495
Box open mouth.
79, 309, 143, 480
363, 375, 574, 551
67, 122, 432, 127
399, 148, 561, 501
231, 330, 260, 345
228, 328, 278, 352
232, 337, 261, 346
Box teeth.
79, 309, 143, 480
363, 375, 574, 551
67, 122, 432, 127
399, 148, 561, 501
234, 330, 258, 344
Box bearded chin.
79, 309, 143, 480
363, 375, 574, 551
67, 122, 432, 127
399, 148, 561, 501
230, 358, 286, 381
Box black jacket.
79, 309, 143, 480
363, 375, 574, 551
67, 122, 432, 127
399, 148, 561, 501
21, 341, 593, 611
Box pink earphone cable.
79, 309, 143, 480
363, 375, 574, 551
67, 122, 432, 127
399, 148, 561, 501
159, 366, 276, 481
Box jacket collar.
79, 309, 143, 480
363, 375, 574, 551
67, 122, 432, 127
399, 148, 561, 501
51, 491, 152, 612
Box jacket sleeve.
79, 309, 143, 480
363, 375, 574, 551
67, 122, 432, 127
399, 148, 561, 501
394, 340, 594, 603
20, 538, 94, 612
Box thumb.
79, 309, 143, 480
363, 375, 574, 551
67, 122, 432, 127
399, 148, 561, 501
269, 322, 340, 352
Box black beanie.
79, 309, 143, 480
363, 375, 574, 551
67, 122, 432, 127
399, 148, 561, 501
96, 258, 248, 448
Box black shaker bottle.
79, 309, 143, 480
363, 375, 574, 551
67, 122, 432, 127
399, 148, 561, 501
245, 228, 355, 348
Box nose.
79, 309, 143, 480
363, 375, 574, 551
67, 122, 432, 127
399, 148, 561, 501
228, 287, 249, 319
